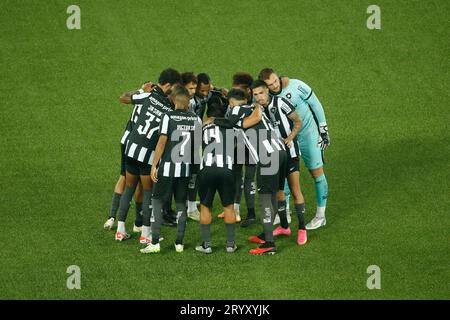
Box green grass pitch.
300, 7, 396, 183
0, 0, 449, 299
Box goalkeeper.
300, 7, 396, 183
258, 68, 330, 230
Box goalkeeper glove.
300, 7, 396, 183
318, 124, 330, 150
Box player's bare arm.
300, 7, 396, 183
242, 105, 262, 129
119, 92, 134, 104
284, 111, 302, 146
119, 82, 154, 104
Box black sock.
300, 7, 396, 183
271, 193, 278, 216
225, 223, 235, 247
246, 207, 255, 219
134, 202, 143, 227
264, 241, 275, 247
109, 192, 121, 219
200, 224, 211, 248
118, 185, 136, 222
244, 171, 256, 212
142, 190, 152, 227
259, 194, 274, 243
151, 198, 163, 244
175, 202, 187, 244
295, 203, 306, 230
234, 165, 243, 204
278, 200, 289, 229
188, 174, 198, 202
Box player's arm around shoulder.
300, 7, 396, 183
213, 106, 242, 129
242, 104, 262, 129
119, 82, 152, 104
150, 134, 168, 183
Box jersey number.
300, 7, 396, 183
180, 132, 190, 156
137, 112, 159, 139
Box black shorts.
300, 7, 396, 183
120, 144, 126, 176
198, 167, 235, 208
256, 150, 288, 194
125, 157, 151, 176
286, 156, 300, 175
152, 176, 189, 204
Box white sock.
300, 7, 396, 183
316, 207, 326, 219
117, 221, 126, 233
141, 226, 151, 238
188, 201, 196, 212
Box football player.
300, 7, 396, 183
141, 86, 202, 254
259, 68, 330, 231
251, 80, 307, 245
217, 73, 257, 226
103, 82, 153, 232
186, 73, 229, 221
213, 89, 288, 255
115, 68, 181, 243
195, 96, 238, 253
181, 72, 202, 221
231, 73, 257, 227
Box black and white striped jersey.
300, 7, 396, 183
189, 90, 227, 120
158, 109, 202, 178
188, 95, 207, 120
200, 123, 235, 171
124, 87, 173, 164
264, 96, 300, 158
214, 104, 286, 165
120, 103, 143, 145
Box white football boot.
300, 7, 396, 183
195, 244, 212, 254
174, 243, 184, 253
306, 216, 327, 230
140, 242, 160, 254
104, 217, 115, 230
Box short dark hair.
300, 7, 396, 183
250, 80, 268, 90
181, 72, 197, 86
232, 72, 254, 88
197, 73, 210, 85
206, 95, 226, 118
258, 68, 275, 81
158, 68, 181, 85
227, 88, 248, 102
169, 85, 190, 108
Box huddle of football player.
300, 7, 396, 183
103, 67, 330, 255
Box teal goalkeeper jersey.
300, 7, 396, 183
276, 78, 325, 135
